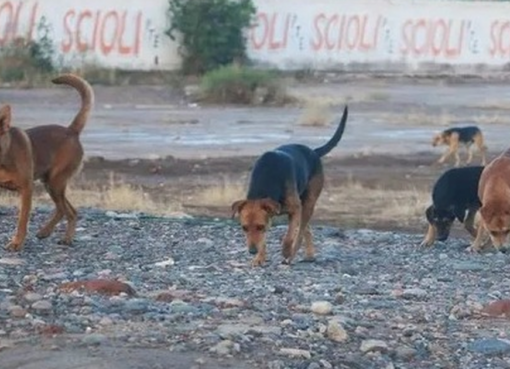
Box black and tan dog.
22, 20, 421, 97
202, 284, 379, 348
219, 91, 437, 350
432, 126, 487, 167
231, 106, 348, 267
420, 165, 484, 247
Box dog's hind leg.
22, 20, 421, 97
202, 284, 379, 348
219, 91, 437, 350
474, 132, 487, 166
36, 183, 65, 240
466, 144, 474, 165
298, 172, 324, 261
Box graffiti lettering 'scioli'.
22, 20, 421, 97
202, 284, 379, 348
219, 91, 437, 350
250, 12, 291, 51
311, 13, 382, 52
61, 9, 143, 56
400, 18, 466, 58
489, 20, 510, 57
0, 0, 39, 46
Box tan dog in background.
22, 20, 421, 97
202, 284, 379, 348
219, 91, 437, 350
468, 148, 510, 253
0, 74, 93, 251
432, 126, 487, 167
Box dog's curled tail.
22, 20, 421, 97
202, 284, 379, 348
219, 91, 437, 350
313, 105, 348, 158
52, 74, 94, 135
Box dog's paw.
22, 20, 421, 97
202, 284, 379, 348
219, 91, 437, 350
419, 240, 432, 248
36, 229, 51, 239
5, 241, 22, 252
57, 238, 73, 246
465, 245, 480, 254
251, 256, 265, 267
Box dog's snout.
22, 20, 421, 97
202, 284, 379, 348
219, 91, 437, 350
249, 245, 258, 255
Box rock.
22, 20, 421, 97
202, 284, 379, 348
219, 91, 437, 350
203, 297, 245, 308
452, 261, 484, 272
209, 340, 234, 356
123, 299, 149, 314
0, 257, 25, 266
8, 305, 26, 318
468, 338, 510, 356
311, 301, 333, 315
60, 279, 136, 296
360, 339, 389, 354
31, 300, 52, 314
268, 360, 285, 369
401, 288, 427, 300
334, 292, 345, 304
319, 360, 333, 369
307, 363, 321, 369
481, 299, 510, 317
395, 346, 417, 361
37, 325, 65, 336
24, 292, 42, 303
326, 320, 348, 342
81, 333, 108, 346
279, 348, 312, 359
154, 258, 175, 268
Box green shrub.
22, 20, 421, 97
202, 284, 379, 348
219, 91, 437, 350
166, 0, 256, 75
199, 64, 290, 105
0, 18, 56, 85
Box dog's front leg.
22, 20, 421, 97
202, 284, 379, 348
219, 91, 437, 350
281, 206, 302, 265
419, 223, 436, 248
251, 243, 267, 267
6, 185, 32, 251
467, 222, 486, 253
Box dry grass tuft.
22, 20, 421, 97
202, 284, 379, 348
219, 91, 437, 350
321, 179, 429, 226
192, 181, 245, 207
298, 101, 333, 127
0, 175, 182, 216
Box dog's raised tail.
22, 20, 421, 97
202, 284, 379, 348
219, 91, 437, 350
52, 74, 94, 135
313, 105, 348, 158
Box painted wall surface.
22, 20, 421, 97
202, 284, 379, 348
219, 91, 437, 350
247, 0, 510, 71
0, 0, 180, 70
2, 0, 510, 71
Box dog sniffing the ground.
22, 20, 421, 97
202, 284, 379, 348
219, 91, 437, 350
432, 126, 487, 167
231, 106, 348, 267
420, 166, 484, 248
468, 148, 510, 253
0, 74, 93, 251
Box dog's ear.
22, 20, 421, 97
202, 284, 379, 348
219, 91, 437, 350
425, 205, 434, 223
231, 199, 247, 219
0, 105, 11, 135
453, 206, 466, 223
261, 198, 281, 216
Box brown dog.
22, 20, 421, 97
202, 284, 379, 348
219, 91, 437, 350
468, 148, 510, 253
0, 74, 93, 251
432, 126, 487, 167
231, 106, 348, 267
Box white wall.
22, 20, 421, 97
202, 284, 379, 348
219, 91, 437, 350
2, 0, 510, 72
247, 0, 510, 71
0, 0, 180, 70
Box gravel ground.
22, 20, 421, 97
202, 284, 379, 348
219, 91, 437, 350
2, 208, 510, 369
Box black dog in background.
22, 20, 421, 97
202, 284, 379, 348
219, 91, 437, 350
420, 166, 484, 247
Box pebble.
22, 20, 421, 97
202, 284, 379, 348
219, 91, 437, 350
311, 301, 333, 315
326, 320, 348, 342
360, 339, 389, 354
468, 339, 510, 356
24, 293, 43, 303
279, 348, 312, 359
401, 288, 427, 300
81, 333, 108, 346
8, 305, 26, 318
31, 300, 52, 314
209, 339, 235, 355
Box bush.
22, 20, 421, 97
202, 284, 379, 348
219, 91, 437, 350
0, 18, 55, 85
199, 64, 290, 105
166, 0, 256, 75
